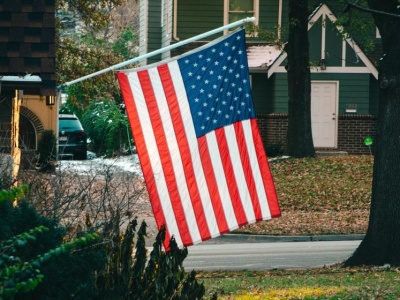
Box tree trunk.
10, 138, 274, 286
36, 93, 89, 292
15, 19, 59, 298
344, 0, 400, 266
285, 0, 315, 158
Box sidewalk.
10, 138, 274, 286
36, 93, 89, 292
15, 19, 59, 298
202, 233, 365, 244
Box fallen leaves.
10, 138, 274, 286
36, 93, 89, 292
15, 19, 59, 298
236, 155, 373, 235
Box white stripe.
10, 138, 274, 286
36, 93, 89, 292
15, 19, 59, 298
242, 120, 272, 219
148, 67, 202, 244
127, 71, 183, 247
206, 132, 238, 230
168, 61, 221, 238
224, 124, 256, 223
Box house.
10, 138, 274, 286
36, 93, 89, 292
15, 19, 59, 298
0, 0, 57, 170
139, 0, 381, 155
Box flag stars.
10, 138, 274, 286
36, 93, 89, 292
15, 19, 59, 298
219, 52, 224, 56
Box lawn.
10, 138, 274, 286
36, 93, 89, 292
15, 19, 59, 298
199, 267, 400, 299
235, 155, 374, 236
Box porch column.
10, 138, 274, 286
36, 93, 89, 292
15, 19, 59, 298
11, 89, 23, 186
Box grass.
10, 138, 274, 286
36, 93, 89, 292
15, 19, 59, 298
199, 267, 400, 299
197, 155, 386, 299
235, 155, 374, 236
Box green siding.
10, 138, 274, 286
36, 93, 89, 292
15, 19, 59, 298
147, 0, 162, 64
369, 75, 379, 116
273, 73, 288, 113
272, 72, 373, 114
308, 19, 322, 63
325, 20, 344, 67
251, 73, 274, 114
258, 0, 279, 32
176, 0, 223, 41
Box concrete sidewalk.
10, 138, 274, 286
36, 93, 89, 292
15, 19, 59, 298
202, 233, 365, 244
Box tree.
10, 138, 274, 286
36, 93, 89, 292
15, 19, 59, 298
285, 0, 315, 158
344, 0, 400, 266
57, 0, 139, 111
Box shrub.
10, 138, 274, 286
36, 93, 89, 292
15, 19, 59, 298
0, 190, 106, 300
96, 217, 209, 299
81, 100, 133, 157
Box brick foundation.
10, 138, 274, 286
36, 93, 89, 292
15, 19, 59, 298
257, 113, 377, 155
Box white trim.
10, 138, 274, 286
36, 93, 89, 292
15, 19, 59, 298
173, 0, 179, 41
278, 0, 282, 39
268, 3, 378, 79
321, 14, 326, 59
342, 40, 346, 67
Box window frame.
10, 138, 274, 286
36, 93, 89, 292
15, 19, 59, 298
223, 0, 259, 27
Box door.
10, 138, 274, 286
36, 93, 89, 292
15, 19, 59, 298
311, 81, 338, 148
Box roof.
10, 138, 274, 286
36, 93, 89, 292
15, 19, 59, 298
246, 45, 282, 71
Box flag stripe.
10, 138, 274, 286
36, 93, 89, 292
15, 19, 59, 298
197, 136, 231, 234
166, 62, 222, 239
214, 128, 249, 227
225, 124, 257, 223
250, 119, 281, 218
137, 70, 195, 246
234, 121, 263, 221
205, 132, 239, 230
156, 64, 212, 242
116, 72, 174, 245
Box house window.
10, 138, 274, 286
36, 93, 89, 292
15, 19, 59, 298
224, 0, 259, 26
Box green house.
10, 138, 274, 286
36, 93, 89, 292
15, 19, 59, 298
138, 0, 380, 155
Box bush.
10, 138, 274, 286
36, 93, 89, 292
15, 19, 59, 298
96, 217, 209, 299
0, 192, 105, 300
81, 100, 133, 157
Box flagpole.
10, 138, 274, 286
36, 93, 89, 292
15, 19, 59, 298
57, 17, 256, 89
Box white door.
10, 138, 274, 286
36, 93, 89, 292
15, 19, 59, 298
311, 82, 338, 148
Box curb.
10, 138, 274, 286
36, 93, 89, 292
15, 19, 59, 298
203, 234, 365, 244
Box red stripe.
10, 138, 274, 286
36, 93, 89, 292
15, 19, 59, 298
137, 70, 193, 245
234, 122, 263, 221
116, 72, 171, 245
215, 127, 248, 226
197, 136, 229, 234
157, 64, 211, 241
251, 119, 281, 217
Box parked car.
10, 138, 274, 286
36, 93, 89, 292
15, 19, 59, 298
58, 114, 87, 160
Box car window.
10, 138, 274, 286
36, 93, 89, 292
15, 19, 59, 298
59, 118, 83, 131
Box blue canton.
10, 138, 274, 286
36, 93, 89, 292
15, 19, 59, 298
177, 29, 255, 138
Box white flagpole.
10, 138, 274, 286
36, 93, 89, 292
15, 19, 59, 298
57, 17, 256, 89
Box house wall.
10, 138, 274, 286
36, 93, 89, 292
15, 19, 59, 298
21, 96, 57, 133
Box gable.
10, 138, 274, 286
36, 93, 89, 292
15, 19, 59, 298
267, 3, 378, 79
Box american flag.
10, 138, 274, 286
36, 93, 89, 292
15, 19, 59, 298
117, 28, 280, 248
